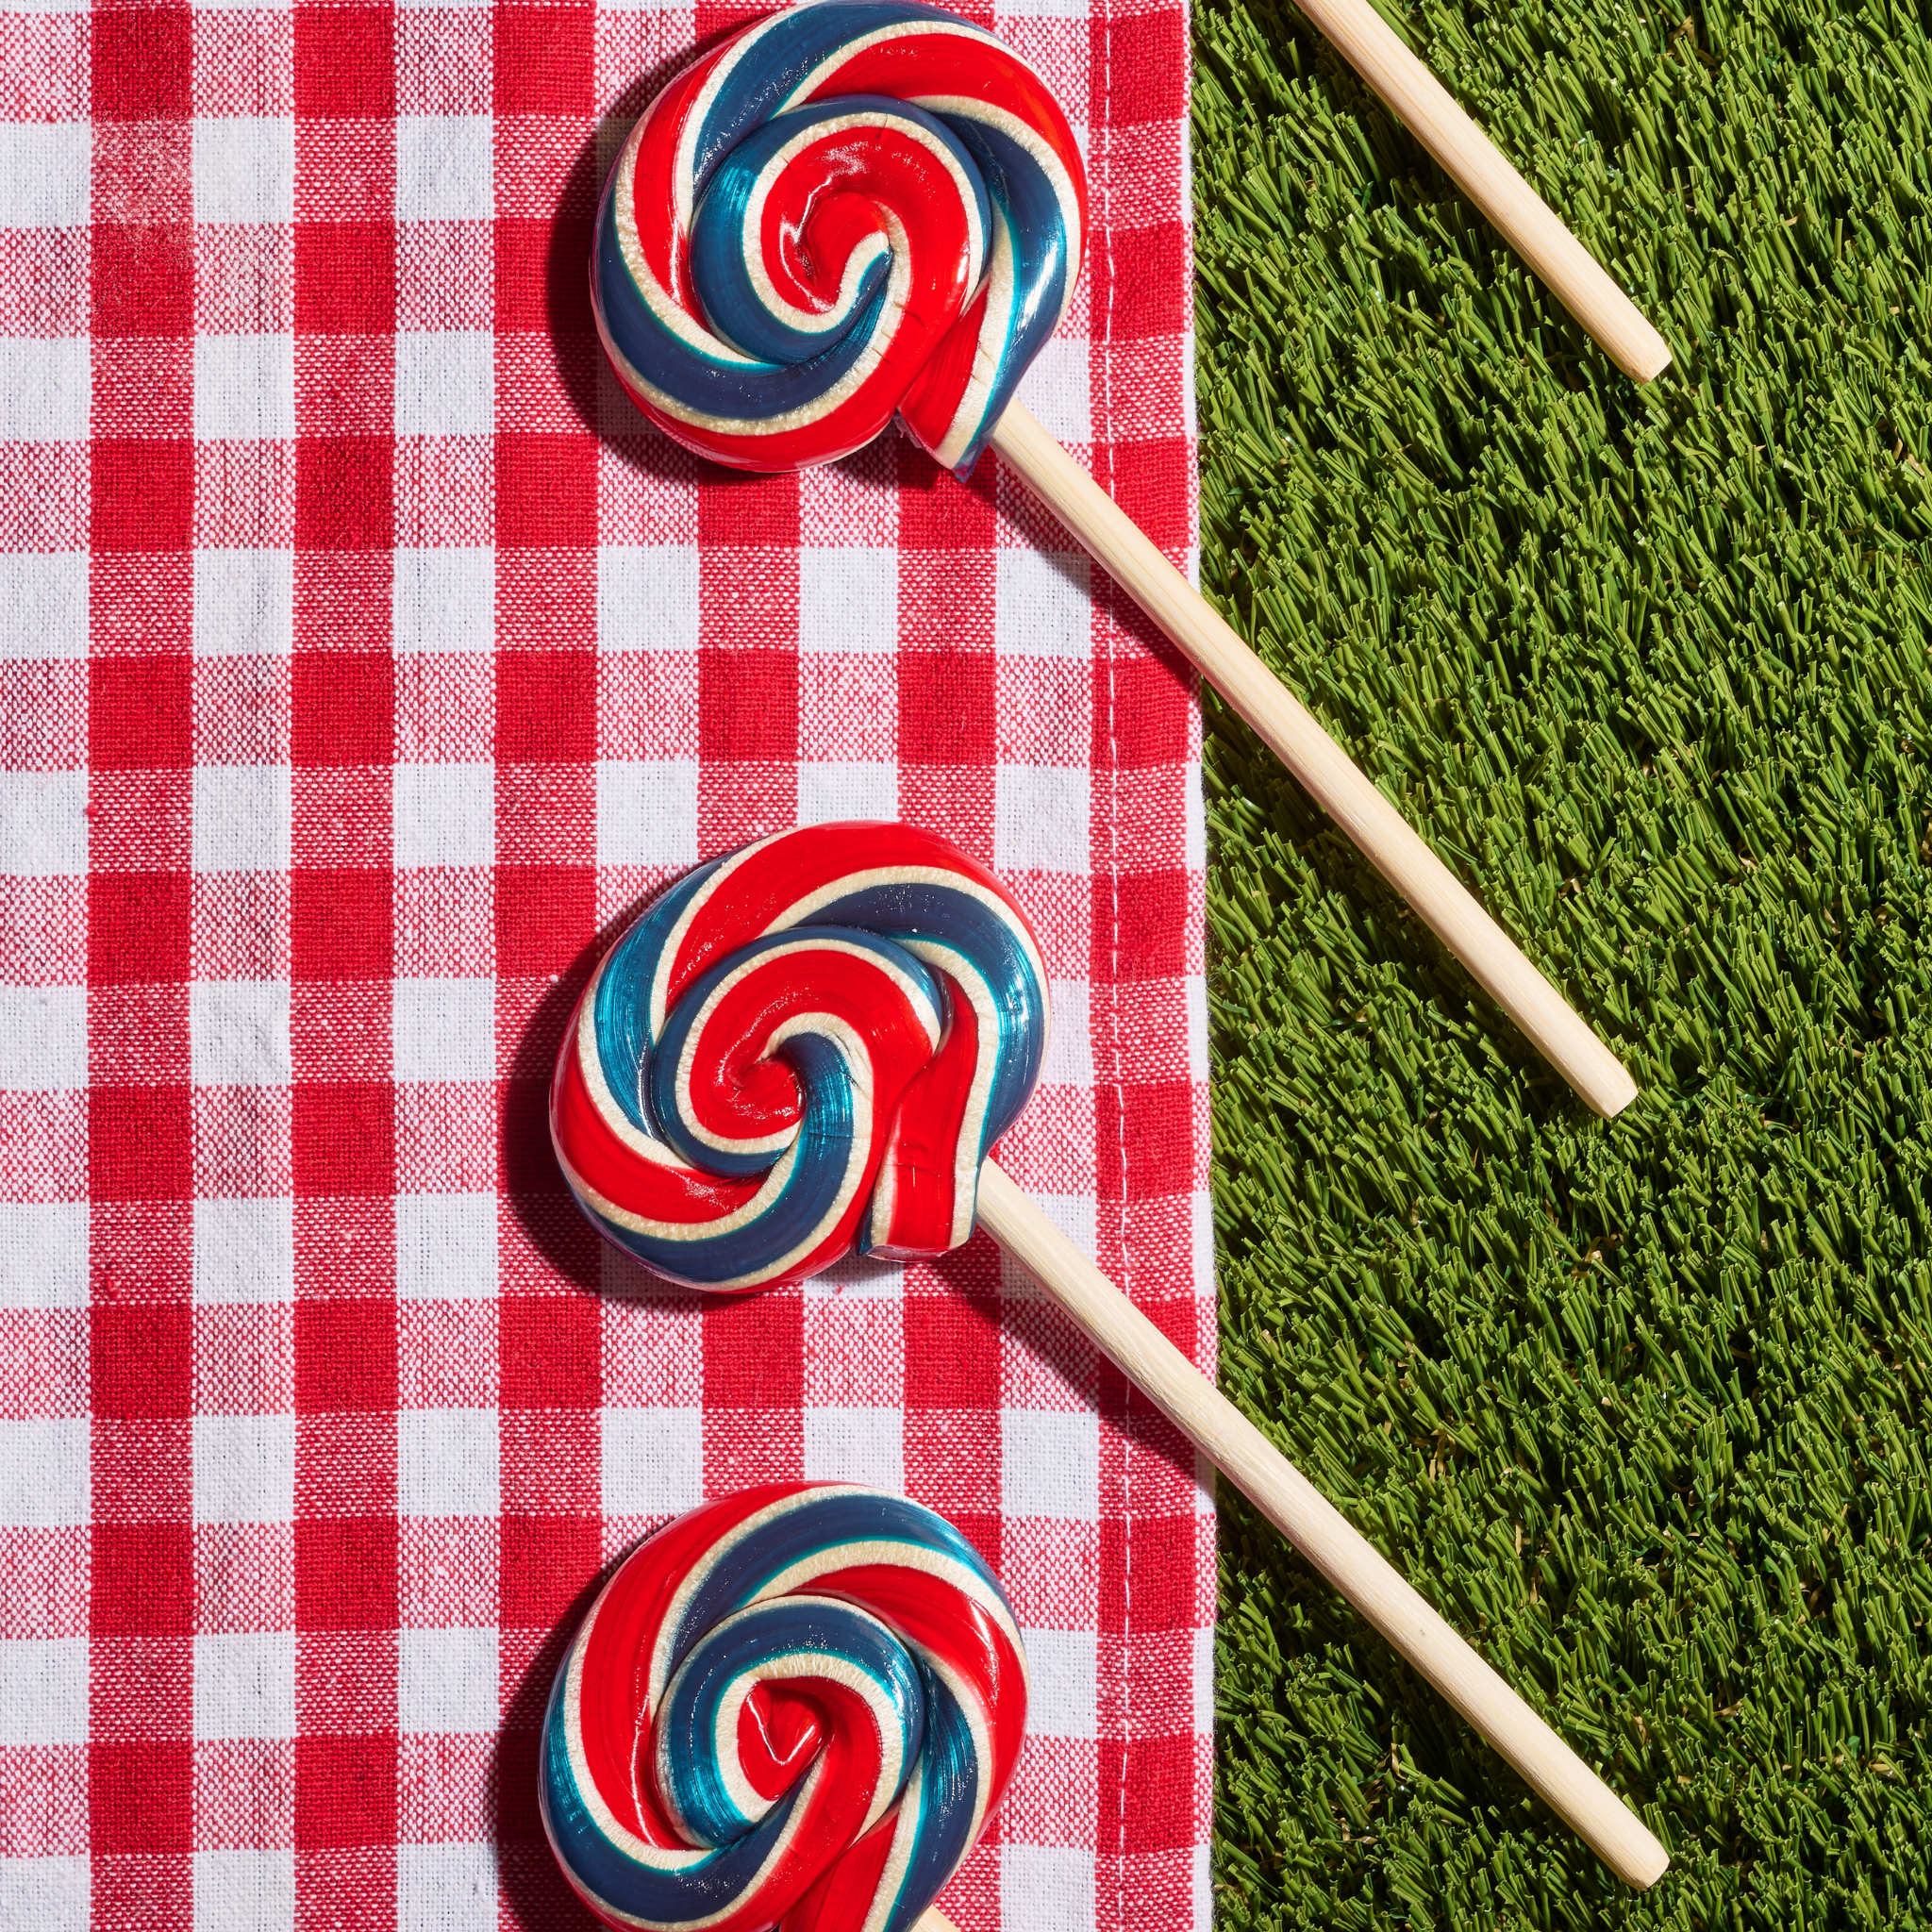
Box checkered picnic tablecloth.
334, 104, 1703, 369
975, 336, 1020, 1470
0, 0, 1210, 1925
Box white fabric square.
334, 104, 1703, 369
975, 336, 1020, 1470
193, 117, 296, 226
994, 763, 1091, 874
603, 1407, 703, 1518
0, 552, 87, 660
1014, 334, 1091, 446
0, 985, 86, 1091
394, 331, 494, 439
394, 548, 494, 655
193, 1197, 295, 1306
1003, 1409, 1098, 1521
1040, 980, 1092, 1087
0, 125, 89, 226
395, 1192, 498, 1301
0, 1418, 88, 1527
193, 1630, 297, 1741
0, 1858, 89, 1932
193, 763, 291, 874
797, 761, 895, 826
398, 1407, 499, 1518
195, 549, 294, 658
397, 1840, 498, 1932
0, 1639, 88, 1744
1001, 1844, 1096, 1931
396, 115, 494, 223
392, 976, 495, 1084
598, 546, 699, 653
192, 1848, 296, 1932
1192, 1623, 1215, 1735
193, 1413, 296, 1524
596, 759, 698, 869
0, 1202, 88, 1309
397, 1624, 498, 1735
802, 1407, 903, 1492
1, 769, 88, 876
194, 334, 296, 441
393, 762, 493, 869
1009, 1193, 1096, 1269
1019, 1627, 1097, 1739
798, 548, 897, 655
0, 338, 88, 441
996, 547, 1091, 660
190, 979, 291, 1088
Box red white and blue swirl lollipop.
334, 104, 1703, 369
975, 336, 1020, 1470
591, 0, 1085, 475
541, 1482, 1027, 1932
591, 3, 1643, 1123
549, 821, 1049, 1291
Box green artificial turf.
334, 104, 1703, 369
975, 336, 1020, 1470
1190, 0, 1932, 1922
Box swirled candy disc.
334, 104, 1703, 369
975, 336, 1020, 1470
549, 821, 1050, 1292
541, 1482, 1028, 1932
591, 0, 1087, 475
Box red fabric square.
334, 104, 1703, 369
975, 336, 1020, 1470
292, 652, 395, 768
291, 869, 393, 983
295, 438, 393, 552
500, 1515, 602, 1630
92, 8, 192, 122
295, 1302, 398, 1414
293, 8, 396, 118
901, 654, 995, 765
495, 864, 595, 978
91, 224, 193, 340
1093, 867, 1189, 980
1090, 10, 1187, 125
89, 1087, 193, 1203
293, 223, 396, 336
294, 1520, 398, 1630
905, 1290, 1002, 1408
498, 653, 596, 764
292, 1084, 396, 1197
294, 1736, 398, 1846
498, 434, 598, 548
495, 5, 595, 113
1096, 1080, 1191, 1200
92, 1307, 193, 1419
92, 1524, 193, 1638
92, 441, 194, 554
703, 1291, 803, 1408
91, 658, 192, 773
698, 652, 798, 763
501, 1293, 599, 1409
91, 874, 192, 986
1096, 657, 1192, 769
698, 473, 800, 549
90, 1741, 193, 1855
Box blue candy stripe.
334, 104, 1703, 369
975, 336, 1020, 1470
658, 1489, 1016, 1688
655, 1596, 924, 1848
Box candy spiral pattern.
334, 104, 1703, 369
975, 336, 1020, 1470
550, 822, 1050, 1291
591, 0, 1087, 475
541, 1483, 1028, 1932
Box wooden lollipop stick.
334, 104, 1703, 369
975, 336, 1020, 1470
1291, 0, 1670, 381
988, 404, 1638, 1119
974, 1159, 1670, 1889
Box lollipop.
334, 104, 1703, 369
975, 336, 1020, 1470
550, 823, 1669, 1889
541, 1483, 1026, 1932
590, 0, 1658, 1118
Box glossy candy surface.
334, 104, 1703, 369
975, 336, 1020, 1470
591, 0, 1087, 475
541, 1483, 1028, 1932
550, 822, 1050, 1291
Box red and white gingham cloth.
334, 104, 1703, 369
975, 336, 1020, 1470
0, 2, 1209, 1926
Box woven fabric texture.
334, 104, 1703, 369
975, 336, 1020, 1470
0, 2, 1209, 1927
